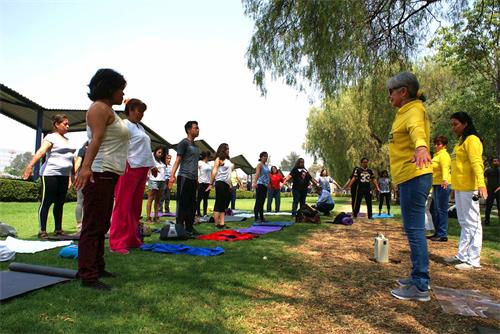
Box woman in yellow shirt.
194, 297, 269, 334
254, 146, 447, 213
387, 72, 432, 302
429, 135, 452, 242
445, 112, 488, 270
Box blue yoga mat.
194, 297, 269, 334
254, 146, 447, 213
140, 243, 224, 256
372, 213, 394, 218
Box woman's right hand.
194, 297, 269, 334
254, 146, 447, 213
478, 186, 488, 200
74, 166, 93, 190
206, 184, 212, 192
22, 166, 33, 180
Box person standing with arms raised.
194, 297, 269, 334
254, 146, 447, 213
74, 68, 129, 290
386, 72, 433, 302
169, 121, 200, 237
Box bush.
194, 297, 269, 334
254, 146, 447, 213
0, 178, 77, 202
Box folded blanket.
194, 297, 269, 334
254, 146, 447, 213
237, 225, 283, 235
140, 243, 224, 256
0, 237, 72, 254
197, 230, 257, 241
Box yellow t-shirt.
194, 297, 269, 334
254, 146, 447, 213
389, 100, 432, 185
450, 135, 485, 191
432, 149, 451, 185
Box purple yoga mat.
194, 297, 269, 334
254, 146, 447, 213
236, 225, 283, 235
150, 212, 176, 217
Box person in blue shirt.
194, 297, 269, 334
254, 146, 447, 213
315, 188, 335, 216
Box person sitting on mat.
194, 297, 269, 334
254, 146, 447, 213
315, 187, 335, 216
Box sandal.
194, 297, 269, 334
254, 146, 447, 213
215, 224, 226, 229
38, 231, 49, 239
54, 230, 67, 236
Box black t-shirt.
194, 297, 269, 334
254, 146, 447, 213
485, 167, 499, 189
353, 167, 374, 189
290, 167, 312, 191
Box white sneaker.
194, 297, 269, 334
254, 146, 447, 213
444, 256, 462, 264
455, 263, 479, 270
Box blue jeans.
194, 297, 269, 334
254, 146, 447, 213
399, 173, 432, 291
292, 189, 307, 216
267, 189, 281, 212
431, 185, 451, 237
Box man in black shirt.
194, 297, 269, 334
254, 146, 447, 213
484, 157, 499, 225
346, 157, 380, 219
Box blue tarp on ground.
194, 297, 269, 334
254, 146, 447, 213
140, 243, 224, 256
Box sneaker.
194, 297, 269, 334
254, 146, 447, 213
426, 234, 436, 239
99, 270, 118, 278
81, 280, 112, 291
430, 236, 448, 242
110, 248, 129, 255
390, 284, 430, 302
444, 256, 462, 264
397, 277, 431, 290
455, 263, 479, 270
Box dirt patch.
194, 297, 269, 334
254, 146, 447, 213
245, 215, 500, 334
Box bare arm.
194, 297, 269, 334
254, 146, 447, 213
252, 163, 262, 190
168, 155, 182, 188
22, 140, 53, 179
206, 158, 220, 191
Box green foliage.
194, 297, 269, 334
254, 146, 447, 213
243, 0, 462, 97
4, 152, 33, 177
0, 178, 76, 202
280, 151, 300, 171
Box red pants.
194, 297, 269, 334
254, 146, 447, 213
109, 164, 148, 251
78, 172, 118, 282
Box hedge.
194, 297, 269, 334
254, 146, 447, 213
0, 178, 77, 202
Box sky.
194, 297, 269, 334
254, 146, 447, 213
0, 0, 315, 170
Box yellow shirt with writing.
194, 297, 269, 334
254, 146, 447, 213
450, 135, 485, 191
432, 149, 451, 185
389, 100, 432, 185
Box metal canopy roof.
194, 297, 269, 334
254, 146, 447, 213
0, 83, 171, 149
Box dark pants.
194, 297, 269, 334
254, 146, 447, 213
353, 187, 372, 218
350, 184, 358, 212
176, 175, 197, 232
292, 189, 308, 216
159, 184, 171, 213
196, 182, 210, 216
378, 192, 391, 214
317, 202, 334, 215
39, 175, 69, 232
431, 185, 451, 237
254, 184, 267, 220
230, 186, 237, 210
78, 172, 118, 282
267, 188, 281, 212
485, 187, 499, 224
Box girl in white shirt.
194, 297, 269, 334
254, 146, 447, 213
146, 147, 166, 224
110, 99, 155, 254
206, 143, 233, 228
196, 151, 212, 217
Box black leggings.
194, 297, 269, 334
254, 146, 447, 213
39, 175, 69, 232
176, 176, 197, 232
196, 183, 210, 216
254, 184, 267, 221
353, 187, 372, 218
379, 192, 391, 213
214, 181, 231, 212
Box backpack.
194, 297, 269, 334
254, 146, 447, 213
332, 212, 354, 225
296, 204, 321, 224
159, 223, 189, 240
0, 222, 17, 237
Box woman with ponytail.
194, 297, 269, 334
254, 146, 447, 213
110, 98, 156, 255
444, 112, 487, 270
386, 72, 432, 302
252, 152, 270, 222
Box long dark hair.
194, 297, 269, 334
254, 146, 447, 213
153, 147, 165, 163
450, 112, 482, 144
216, 143, 229, 160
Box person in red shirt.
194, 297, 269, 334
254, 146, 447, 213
267, 166, 284, 212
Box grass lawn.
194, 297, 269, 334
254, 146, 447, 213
0, 197, 498, 334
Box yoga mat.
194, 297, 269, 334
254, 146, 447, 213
0, 263, 78, 301
237, 225, 283, 235
47, 233, 81, 241
372, 213, 394, 218
140, 243, 224, 256
197, 230, 257, 241
252, 221, 294, 227
264, 212, 293, 216
200, 216, 247, 223
150, 212, 176, 217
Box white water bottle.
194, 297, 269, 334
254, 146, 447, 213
374, 233, 389, 263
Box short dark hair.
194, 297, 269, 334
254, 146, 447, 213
380, 170, 389, 177
200, 151, 210, 160
433, 135, 448, 146
216, 143, 229, 160
87, 69, 126, 102
258, 151, 268, 161
124, 98, 147, 115
51, 114, 68, 128
184, 121, 198, 134
360, 157, 368, 163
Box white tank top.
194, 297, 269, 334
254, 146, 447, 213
87, 110, 129, 175
215, 159, 233, 185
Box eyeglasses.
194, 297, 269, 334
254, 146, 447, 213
388, 86, 406, 94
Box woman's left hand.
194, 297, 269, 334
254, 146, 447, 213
412, 146, 432, 169
479, 186, 488, 200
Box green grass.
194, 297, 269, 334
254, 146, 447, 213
0, 197, 498, 333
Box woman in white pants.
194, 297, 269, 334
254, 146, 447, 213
445, 112, 488, 270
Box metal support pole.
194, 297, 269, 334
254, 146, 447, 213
33, 109, 43, 181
